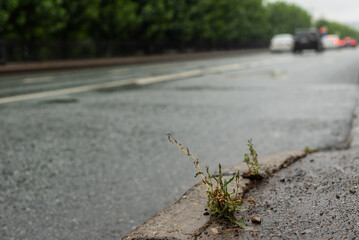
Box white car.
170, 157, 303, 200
269, 34, 294, 52
322, 35, 340, 49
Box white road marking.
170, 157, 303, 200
208, 63, 246, 73
0, 57, 290, 105
135, 70, 202, 85
0, 79, 135, 105
22, 76, 54, 84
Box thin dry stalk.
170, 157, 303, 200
167, 134, 209, 189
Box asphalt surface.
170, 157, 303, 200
201, 148, 359, 239
1, 49, 359, 239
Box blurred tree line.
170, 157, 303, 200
0, 0, 358, 61
0, 0, 269, 43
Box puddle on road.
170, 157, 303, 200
39, 98, 79, 104
229, 69, 286, 79
175, 86, 265, 92
96, 83, 143, 93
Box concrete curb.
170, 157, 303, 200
0, 49, 267, 75
122, 150, 306, 240
351, 98, 359, 147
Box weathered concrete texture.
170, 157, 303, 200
123, 150, 306, 240
199, 148, 359, 239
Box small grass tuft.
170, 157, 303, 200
242, 139, 263, 180
167, 134, 255, 230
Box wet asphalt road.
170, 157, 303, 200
1, 49, 359, 239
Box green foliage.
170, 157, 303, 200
0, 0, 269, 44
134, 0, 194, 43
315, 18, 359, 39
0, 0, 66, 40
0, 0, 19, 31
243, 139, 259, 176
190, 0, 269, 43
167, 134, 254, 230
57, 0, 100, 40
92, 0, 139, 40
205, 164, 253, 230
266, 1, 311, 37
2, 0, 359, 57
206, 164, 242, 218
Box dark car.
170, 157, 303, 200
293, 28, 324, 53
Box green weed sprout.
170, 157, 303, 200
167, 134, 254, 230
243, 139, 259, 176
304, 146, 318, 154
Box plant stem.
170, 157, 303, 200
167, 134, 210, 189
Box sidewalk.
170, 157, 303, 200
0, 49, 265, 75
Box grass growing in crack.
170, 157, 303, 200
304, 146, 318, 154
167, 134, 255, 230
243, 139, 260, 176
